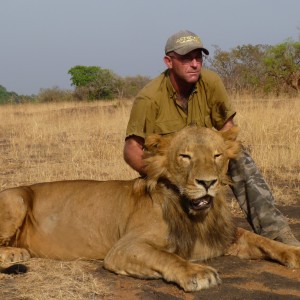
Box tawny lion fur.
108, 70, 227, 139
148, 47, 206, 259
0, 126, 299, 292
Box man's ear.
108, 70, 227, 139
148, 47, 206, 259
163, 55, 172, 69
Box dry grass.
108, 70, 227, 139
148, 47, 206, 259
0, 100, 137, 190
0, 96, 299, 299
233, 96, 300, 204
0, 259, 109, 300
0, 96, 298, 200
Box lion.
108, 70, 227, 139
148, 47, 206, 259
0, 126, 299, 292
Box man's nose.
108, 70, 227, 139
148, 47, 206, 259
190, 59, 199, 67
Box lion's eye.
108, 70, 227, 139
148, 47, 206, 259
179, 154, 191, 160
214, 153, 222, 159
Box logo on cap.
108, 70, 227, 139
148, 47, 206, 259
176, 35, 201, 45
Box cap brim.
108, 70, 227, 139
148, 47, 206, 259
174, 45, 209, 56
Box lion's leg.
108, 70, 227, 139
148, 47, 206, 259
227, 227, 300, 268
104, 238, 221, 292
0, 189, 31, 263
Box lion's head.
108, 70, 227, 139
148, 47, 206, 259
142, 126, 240, 216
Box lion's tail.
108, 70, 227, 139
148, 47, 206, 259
1, 264, 28, 275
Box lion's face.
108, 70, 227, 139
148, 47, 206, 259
143, 126, 240, 215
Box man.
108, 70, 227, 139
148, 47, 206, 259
123, 30, 300, 246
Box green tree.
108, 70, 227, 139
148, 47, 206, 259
0, 85, 10, 104
68, 65, 102, 87
68, 65, 122, 100
263, 39, 300, 94
0, 85, 23, 104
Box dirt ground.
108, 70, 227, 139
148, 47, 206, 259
91, 201, 300, 300
95, 201, 300, 300
0, 198, 299, 300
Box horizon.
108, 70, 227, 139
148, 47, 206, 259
1, 0, 299, 95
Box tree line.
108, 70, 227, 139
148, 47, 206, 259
208, 39, 300, 96
67, 66, 150, 100
1, 39, 299, 104
0, 85, 35, 104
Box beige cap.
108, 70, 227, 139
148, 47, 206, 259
165, 30, 209, 56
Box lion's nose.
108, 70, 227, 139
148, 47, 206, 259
195, 179, 217, 191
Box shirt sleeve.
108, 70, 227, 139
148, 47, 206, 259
210, 75, 236, 130
125, 94, 156, 139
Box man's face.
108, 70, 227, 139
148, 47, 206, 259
164, 49, 203, 84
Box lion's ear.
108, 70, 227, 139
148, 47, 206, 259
143, 134, 172, 157
221, 126, 241, 159
144, 134, 163, 155
221, 126, 240, 141
143, 134, 172, 191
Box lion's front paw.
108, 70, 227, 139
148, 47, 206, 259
285, 247, 300, 269
174, 263, 221, 292
0, 247, 30, 263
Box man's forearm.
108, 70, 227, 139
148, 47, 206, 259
123, 137, 145, 175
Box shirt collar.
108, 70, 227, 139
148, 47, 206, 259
165, 69, 199, 100
164, 70, 177, 100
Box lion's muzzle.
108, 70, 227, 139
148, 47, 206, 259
190, 195, 213, 211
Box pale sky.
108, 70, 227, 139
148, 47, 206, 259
1, 0, 300, 95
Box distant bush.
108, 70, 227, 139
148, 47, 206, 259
68, 66, 121, 100
37, 87, 74, 102
68, 65, 151, 100
0, 85, 18, 104
0, 85, 35, 104
121, 75, 151, 98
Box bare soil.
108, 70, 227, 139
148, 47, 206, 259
97, 200, 300, 300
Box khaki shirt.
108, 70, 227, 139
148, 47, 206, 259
126, 68, 236, 139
